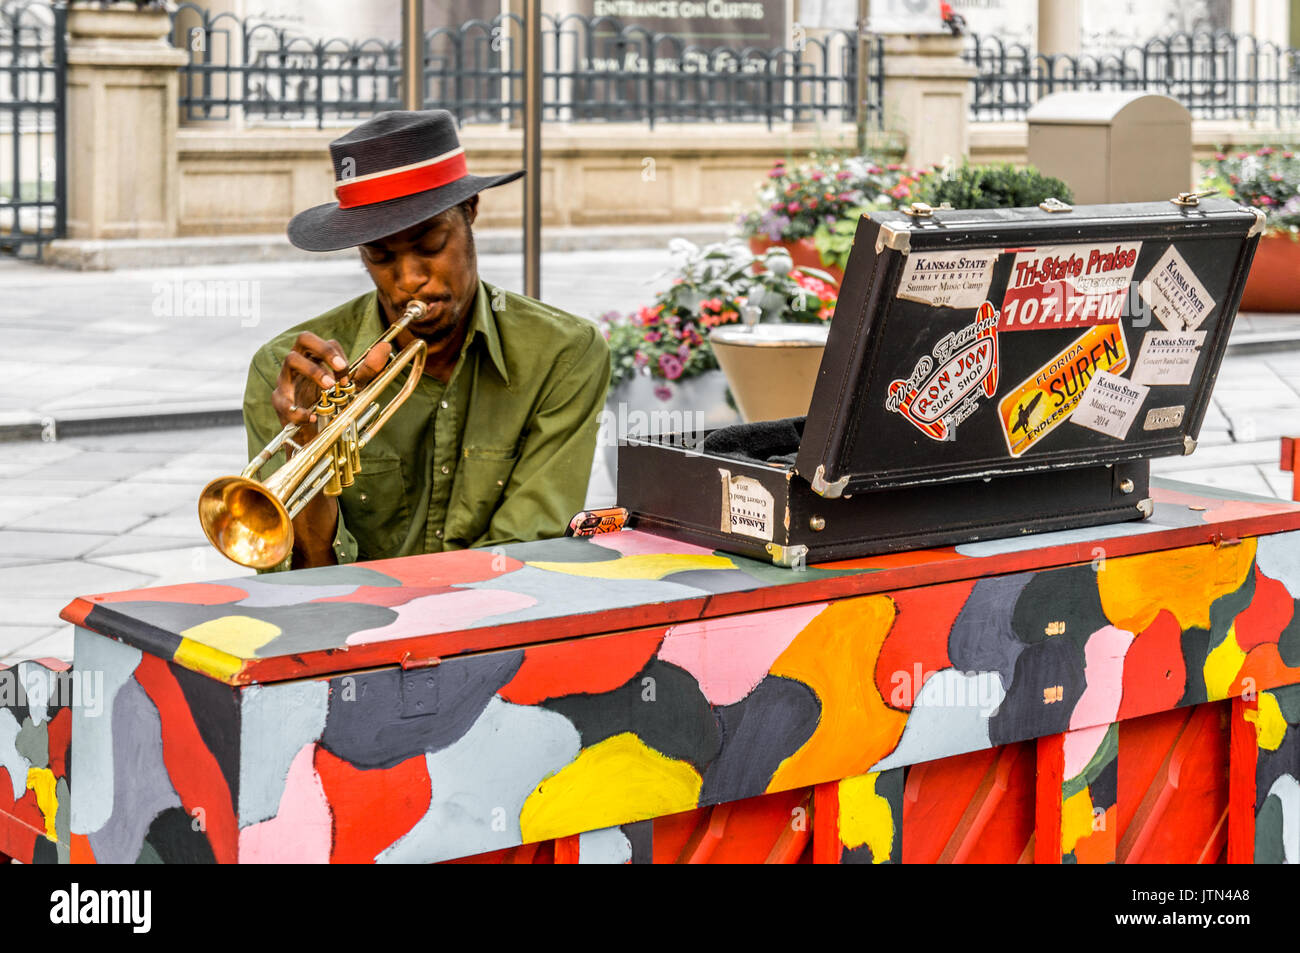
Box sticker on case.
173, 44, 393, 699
998, 322, 1128, 457
718, 469, 774, 541
886, 301, 1000, 442
897, 249, 1001, 309
999, 241, 1140, 332
1070, 371, 1150, 440
1129, 330, 1206, 386
1140, 246, 1216, 331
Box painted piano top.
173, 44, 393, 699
59, 480, 1300, 687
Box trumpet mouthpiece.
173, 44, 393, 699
402, 300, 428, 322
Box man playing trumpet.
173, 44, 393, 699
240, 110, 610, 570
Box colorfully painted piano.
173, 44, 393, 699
2, 479, 1298, 864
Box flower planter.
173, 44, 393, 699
1240, 232, 1300, 312
747, 236, 845, 286
596, 370, 741, 498
708, 323, 829, 423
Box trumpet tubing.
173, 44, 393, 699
199, 301, 429, 569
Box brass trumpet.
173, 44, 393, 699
199, 300, 429, 569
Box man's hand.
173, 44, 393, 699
268, 332, 392, 568
271, 331, 393, 444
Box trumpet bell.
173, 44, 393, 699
199, 475, 293, 570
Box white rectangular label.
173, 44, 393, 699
897, 249, 1000, 309
1070, 370, 1150, 440
1141, 246, 1216, 331
1130, 330, 1206, 386
718, 469, 774, 541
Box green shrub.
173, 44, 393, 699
911, 162, 1073, 210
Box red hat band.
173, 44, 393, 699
334, 146, 469, 210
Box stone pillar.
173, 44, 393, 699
1036, 0, 1079, 57
65, 5, 189, 239
879, 34, 976, 168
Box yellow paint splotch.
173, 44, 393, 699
1061, 786, 1096, 857
180, 615, 281, 659
1097, 540, 1256, 633
837, 772, 894, 863
519, 733, 702, 843
26, 767, 57, 841
528, 553, 735, 580
767, 596, 906, 791
173, 638, 246, 682
1203, 626, 1248, 701
1244, 691, 1288, 751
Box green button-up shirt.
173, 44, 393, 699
242, 278, 610, 570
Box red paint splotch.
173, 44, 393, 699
313, 746, 432, 863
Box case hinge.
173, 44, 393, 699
1247, 206, 1267, 237
810, 464, 851, 499
1183, 435, 1197, 455
1136, 498, 1154, 519
765, 542, 809, 570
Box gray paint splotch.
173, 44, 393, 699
86, 679, 182, 865
0, 709, 29, 801
948, 574, 1033, 687
378, 697, 581, 863
579, 826, 632, 864
871, 669, 1005, 772
238, 680, 330, 827
321, 649, 523, 769
70, 630, 142, 836
1258, 530, 1300, 599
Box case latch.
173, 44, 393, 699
901, 201, 953, 218
1170, 189, 1218, 207
1039, 197, 1073, 213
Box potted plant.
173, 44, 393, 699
737, 153, 919, 283
1201, 147, 1300, 312
906, 161, 1073, 210
598, 239, 838, 460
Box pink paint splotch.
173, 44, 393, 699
658, 603, 829, 706
239, 743, 332, 863
345, 589, 539, 645
1069, 625, 1135, 735
590, 530, 720, 558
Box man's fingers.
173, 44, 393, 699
353, 342, 392, 387
285, 349, 338, 392
294, 332, 349, 375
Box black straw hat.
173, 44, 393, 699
287, 109, 523, 252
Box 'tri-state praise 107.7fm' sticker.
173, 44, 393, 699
999, 241, 1141, 332
886, 301, 1000, 441
997, 322, 1129, 457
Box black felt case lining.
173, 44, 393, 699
700, 417, 807, 467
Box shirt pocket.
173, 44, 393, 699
339, 453, 411, 560
446, 446, 518, 544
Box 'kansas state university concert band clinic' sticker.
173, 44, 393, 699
888, 240, 1221, 457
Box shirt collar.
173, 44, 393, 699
354, 280, 510, 387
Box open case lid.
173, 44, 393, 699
794, 197, 1265, 497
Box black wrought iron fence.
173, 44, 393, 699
0, 0, 65, 259
170, 8, 883, 130
965, 31, 1300, 124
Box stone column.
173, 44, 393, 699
65, 4, 189, 239
879, 34, 976, 168
1036, 0, 1080, 57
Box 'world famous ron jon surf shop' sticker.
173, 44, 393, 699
999, 241, 1140, 332
887, 301, 1000, 442
998, 322, 1128, 457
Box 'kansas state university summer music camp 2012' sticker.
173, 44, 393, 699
896, 249, 1001, 310
999, 241, 1140, 332
997, 322, 1128, 457
886, 302, 1000, 441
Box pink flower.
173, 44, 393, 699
654, 384, 674, 401
1237, 152, 1250, 159
634, 350, 647, 367
787, 202, 801, 213
677, 343, 690, 359
810, 170, 824, 181
659, 354, 684, 380
1272, 173, 1284, 181
1260, 195, 1275, 205
1215, 152, 1227, 161
836, 170, 852, 180
1285, 152, 1295, 159
644, 330, 662, 343
887, 163, 903, 171
1258, 146, 1275, 156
